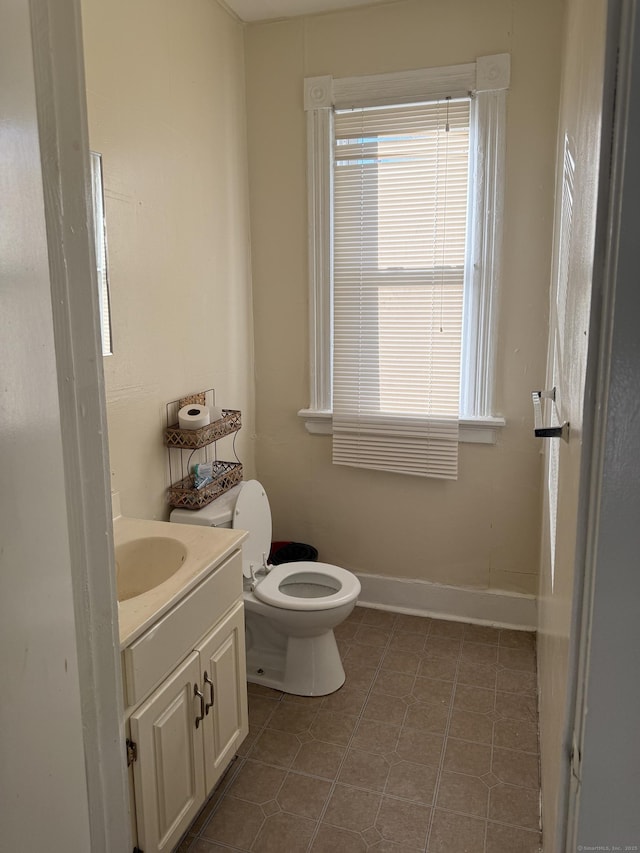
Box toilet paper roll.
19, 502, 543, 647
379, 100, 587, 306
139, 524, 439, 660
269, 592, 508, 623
209, 405, 223, 422
178, 404, 211, 430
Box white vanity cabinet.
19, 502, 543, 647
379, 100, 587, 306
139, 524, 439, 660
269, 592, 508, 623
122, 548, 248, 853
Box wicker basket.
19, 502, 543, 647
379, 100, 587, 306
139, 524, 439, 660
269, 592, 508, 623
167, 461, 243, 510
164, 409, 241, 450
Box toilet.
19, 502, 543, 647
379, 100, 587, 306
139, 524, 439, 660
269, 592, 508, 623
170, 480, 361, 696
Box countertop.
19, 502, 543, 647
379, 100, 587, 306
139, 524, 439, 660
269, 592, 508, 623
115, 515, 246, 649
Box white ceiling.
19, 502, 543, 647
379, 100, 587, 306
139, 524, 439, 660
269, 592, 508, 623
223, 0, 394, 23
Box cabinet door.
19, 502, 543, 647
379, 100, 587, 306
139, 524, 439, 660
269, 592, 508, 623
130, 652, 205, 853
197, 601, 249, 794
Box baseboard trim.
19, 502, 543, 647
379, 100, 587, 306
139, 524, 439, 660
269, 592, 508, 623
354, 571, 537, 631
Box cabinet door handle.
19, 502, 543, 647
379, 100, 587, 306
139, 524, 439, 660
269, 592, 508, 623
204, 671, 215, 714
194, 684, 205, 729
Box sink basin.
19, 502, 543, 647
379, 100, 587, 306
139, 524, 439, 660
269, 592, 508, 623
116, 536, 188, 601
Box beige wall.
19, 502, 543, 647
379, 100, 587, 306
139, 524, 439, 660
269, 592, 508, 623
537, 0, 608, 846
245, 0, 563, 593
82, 0, 255, 520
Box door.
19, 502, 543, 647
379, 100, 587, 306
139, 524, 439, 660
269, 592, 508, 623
537, 0, 622, 849
537, 0, 604, 846
130, 652, 206, 853
567, 1, 640, 847
197, 602, 249, 793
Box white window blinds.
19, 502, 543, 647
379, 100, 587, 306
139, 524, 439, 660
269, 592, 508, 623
332, 98, 470, 479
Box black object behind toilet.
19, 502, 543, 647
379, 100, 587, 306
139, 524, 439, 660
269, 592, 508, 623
269, 541, 318, 565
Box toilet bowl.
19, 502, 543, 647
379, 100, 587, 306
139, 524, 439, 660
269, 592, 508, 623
170, 480, 360, 695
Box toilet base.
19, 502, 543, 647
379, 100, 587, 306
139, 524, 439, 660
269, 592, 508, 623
245, 628, 346, 696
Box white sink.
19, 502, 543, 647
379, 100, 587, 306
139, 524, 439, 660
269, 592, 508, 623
113, 514, 248, 648
116, 536, 187, 601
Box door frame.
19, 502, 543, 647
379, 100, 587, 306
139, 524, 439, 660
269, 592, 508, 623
29, 0, 130, 848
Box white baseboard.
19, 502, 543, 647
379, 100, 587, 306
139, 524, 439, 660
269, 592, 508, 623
354, 571, 537, 631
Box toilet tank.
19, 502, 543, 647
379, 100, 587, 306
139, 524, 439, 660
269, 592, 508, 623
169, 483, 244, 528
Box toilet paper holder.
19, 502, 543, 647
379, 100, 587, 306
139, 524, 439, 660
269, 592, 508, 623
532, 388, 570, 442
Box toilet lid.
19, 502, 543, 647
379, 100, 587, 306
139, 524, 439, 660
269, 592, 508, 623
234, 480, 272, 578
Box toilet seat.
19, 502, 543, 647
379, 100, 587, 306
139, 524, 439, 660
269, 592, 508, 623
253, 562, 361, 611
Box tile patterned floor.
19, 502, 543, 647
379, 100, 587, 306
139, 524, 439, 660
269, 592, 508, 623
176, 607, 542, 853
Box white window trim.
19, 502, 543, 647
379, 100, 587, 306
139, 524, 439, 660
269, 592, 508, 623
301, 55, 509, 444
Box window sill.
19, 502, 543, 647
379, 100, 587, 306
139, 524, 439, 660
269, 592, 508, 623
297, 409, 506, 444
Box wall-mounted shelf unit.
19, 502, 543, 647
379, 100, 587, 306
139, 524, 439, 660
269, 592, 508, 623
164, 389, 242, 510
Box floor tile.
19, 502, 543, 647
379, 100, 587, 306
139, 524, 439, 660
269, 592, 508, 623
498, 646, 536, 672
321, 686, 368, 715
310, 709, 358, 745
493, 718, 539, 754
248, 695, 280, 727
460, 641, 499, 666
343, 662, 378, 692
403, 700, 449, 735
200, 796, 264, 848
291, 739, 346, 779
252, 811, 317, 852
282, 691, 325, 707
385, 761, 438, 804
494, 690, 537, 722
499, 629, 536, 651
376, 796, 431, 848
185, 613, 542, 853
354, 624, 392, 647
448, 706, 494, 744
311, 823, 367, 852
247, 682, 283, 700
352, 718, 401, 754
427, 808, 486, 853
453, 683, 496, 715
456, 660, 498, 691
485, 820, 543, 852
338, 748, 391, 792
189, 840, 233, 852
345, 643, 386, 668
492, 746, 540, 789
324, 784, 382, 832
227, 759, 286, 804
361, 608, 398, 630
363, 692, 408, 725
464, 623, 501, 645
489, 782, 541, 829
436, 770, 490, 817
276, 771, 332, 818
396, 727, 444, 766
250, 728, 301, 768
496, 668, 537, 695
394, 613, 431, 635
267, 701, 319, 734
443, 737, 492, 776
417, 655, 458, 682
382, 648, 422, 675
335, 620, 360, 641
423, 637, 461, 660
412, 676, 454, 706
429, 619, 465, 639
346, 606, 367, 623
390, 631, 427, 653
373, 669, 416, 697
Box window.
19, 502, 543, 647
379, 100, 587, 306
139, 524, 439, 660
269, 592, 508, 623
300, 56, 509, 467
90, 151, 112, 356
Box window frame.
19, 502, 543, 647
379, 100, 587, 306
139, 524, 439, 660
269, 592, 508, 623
299, 55, 510, 444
